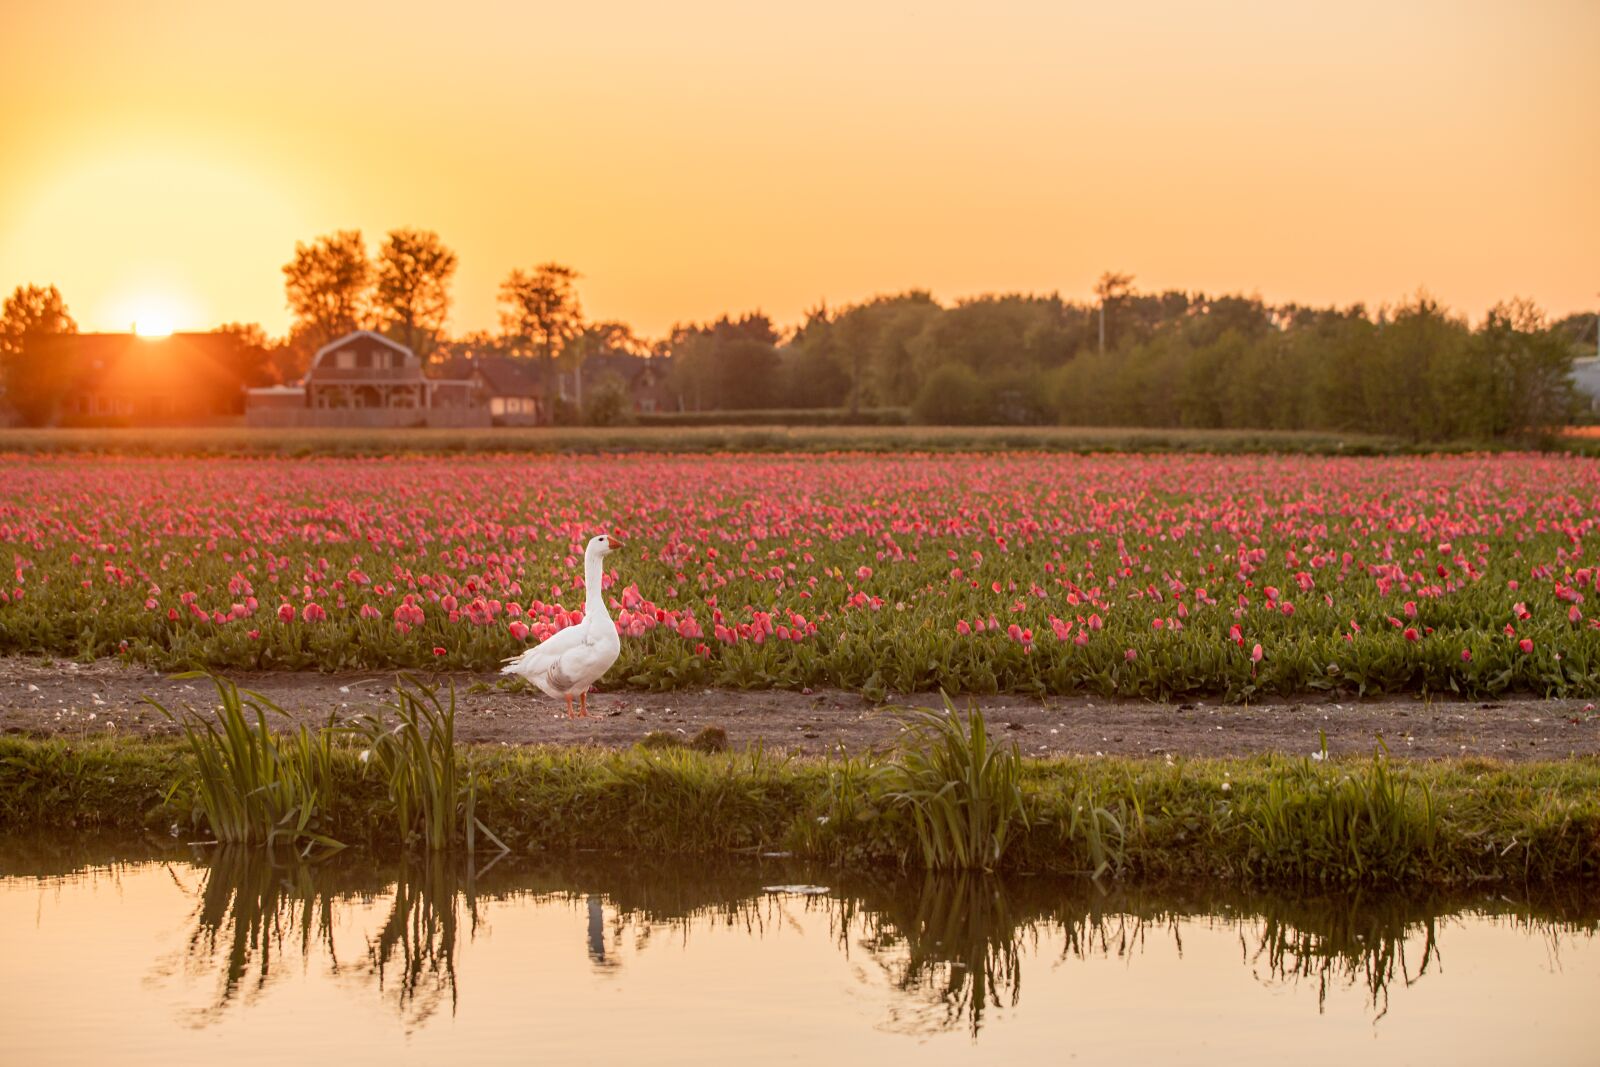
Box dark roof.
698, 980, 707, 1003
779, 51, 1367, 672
40, 333, 243, 394
470, 356, 544, 396
580, 352, 656, 382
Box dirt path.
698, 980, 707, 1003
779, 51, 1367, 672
2, 657, 1596, 762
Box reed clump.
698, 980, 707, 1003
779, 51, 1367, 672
146, 674, 340, 852
879, 695, 1028, 872
351, 678, 506, 854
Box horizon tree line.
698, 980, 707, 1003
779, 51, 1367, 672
2, 232, 1596, 437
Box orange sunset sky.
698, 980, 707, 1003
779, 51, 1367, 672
1, 0, 1595, 339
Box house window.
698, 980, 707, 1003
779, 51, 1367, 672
93, 395, 112, 415
335, 349, 357, 370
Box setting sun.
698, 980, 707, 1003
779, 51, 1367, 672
107, 287, 194, 338
132, 312, 175, 338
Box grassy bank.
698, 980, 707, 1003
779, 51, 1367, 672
4, 731, 1596, 889
0, 424, 1441, 456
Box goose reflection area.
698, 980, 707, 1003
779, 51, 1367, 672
2, 842, 1595, 1064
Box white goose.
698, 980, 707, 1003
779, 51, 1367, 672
500, 534, 623, 717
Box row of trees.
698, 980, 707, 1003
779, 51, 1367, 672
782, 287, 1589, 440
3, 229, 1594, 437
1050, 298, 1579, 441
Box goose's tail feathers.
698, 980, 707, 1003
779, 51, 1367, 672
501, 649, 534, 672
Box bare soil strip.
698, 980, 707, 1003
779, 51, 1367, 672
3, 658, 1596, 761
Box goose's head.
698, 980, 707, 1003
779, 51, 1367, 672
586, 533, 622, 559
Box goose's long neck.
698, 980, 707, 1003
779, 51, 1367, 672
584, 553, 611, 626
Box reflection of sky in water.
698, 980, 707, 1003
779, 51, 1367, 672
1, 846, 1596, 1066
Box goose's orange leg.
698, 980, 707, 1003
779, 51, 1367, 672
565, 694, 576, 718
579, 691, 590, 717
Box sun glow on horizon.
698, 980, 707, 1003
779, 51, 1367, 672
132, 314, 175, 338
2, 141, 301, 334
110, 289, 194, 339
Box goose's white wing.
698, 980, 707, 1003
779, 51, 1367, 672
547, 638, 621, 694
502, 619, 620, 696
501, 622, 586, 684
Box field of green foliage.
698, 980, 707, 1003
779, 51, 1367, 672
3, 451, 1598, 699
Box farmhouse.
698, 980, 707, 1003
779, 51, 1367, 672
16, 332, 253, 427
245, 330, 487, 427
556, 352, 675, 414
467, 357, 546, 425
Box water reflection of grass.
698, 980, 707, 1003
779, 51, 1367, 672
1246, 894, 1441, 1018
172, 848, 480, 1028
846, 873, 1026, 1036
368, 852, 483, 1026
175, 848, 386, 1024
89, 844, 1596, 1037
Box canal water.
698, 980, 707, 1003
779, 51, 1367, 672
2, 838, 1595, 1065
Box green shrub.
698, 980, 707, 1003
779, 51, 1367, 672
911, 364, 992, 425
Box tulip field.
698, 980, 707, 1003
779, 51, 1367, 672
1, 452, 1597, 699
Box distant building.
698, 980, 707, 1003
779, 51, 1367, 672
556, 353, 675, 415
1572, 357, 1600, 417
20, 332, 251, 427
457, 352, 674, 424
245, 330, 487, 428
467, 357, 546, 425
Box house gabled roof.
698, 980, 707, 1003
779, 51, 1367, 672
311, 330, 416, 367
470, 356, 544, 397
581, 352, 650, 382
